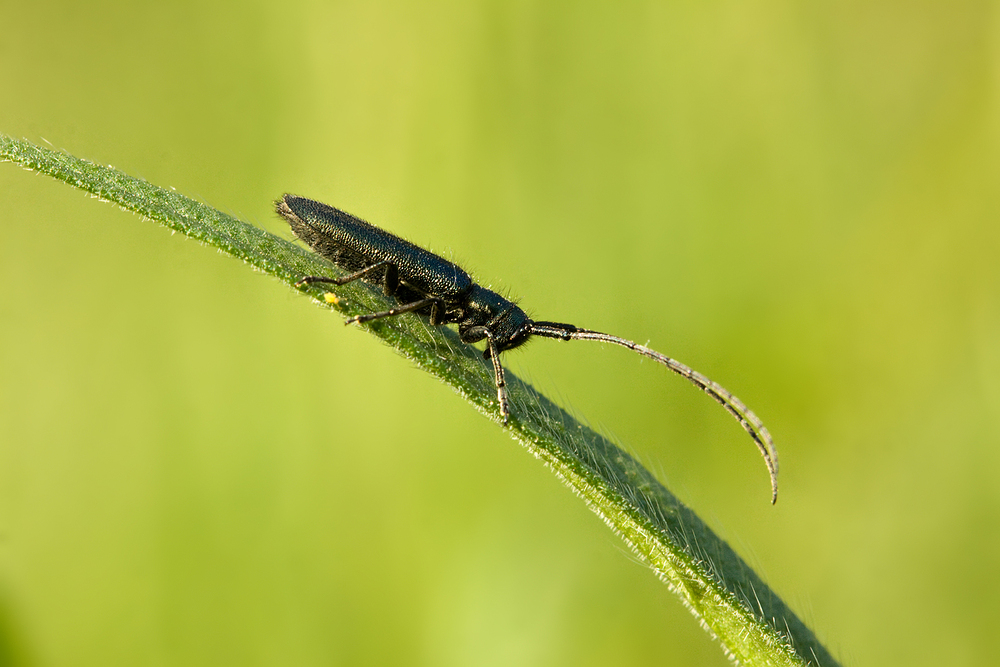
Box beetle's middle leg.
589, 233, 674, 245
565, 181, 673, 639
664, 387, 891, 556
346, 297, 445, 326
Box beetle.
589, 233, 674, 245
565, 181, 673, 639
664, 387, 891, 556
277, 194, 779, 502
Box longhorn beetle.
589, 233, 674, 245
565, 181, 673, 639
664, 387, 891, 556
277, 194, 779, 503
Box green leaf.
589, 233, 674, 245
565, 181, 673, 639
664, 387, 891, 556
1, 134, 837, 666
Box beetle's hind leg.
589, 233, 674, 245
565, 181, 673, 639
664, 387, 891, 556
296, 261, 399, 296
299, 260, 445, 327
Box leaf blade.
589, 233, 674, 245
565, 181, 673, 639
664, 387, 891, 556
1, 134, 837, 666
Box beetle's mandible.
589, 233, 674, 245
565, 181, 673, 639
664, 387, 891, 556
277, 194, 779, 503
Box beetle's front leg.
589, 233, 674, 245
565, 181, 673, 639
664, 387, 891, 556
484, 331, 511, 425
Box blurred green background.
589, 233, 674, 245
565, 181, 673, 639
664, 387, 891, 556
1, 1, 997, 665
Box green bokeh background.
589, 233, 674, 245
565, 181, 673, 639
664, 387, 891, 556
1, 2, 997, 665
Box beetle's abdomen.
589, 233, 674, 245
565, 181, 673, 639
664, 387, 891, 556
279, 195, 473, 299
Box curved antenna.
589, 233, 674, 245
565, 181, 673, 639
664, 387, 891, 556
530, 321, 779, 504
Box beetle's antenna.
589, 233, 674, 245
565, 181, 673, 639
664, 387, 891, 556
529, 321, 779, 504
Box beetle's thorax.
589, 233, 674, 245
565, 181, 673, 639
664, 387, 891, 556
458, 285, 533, 351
